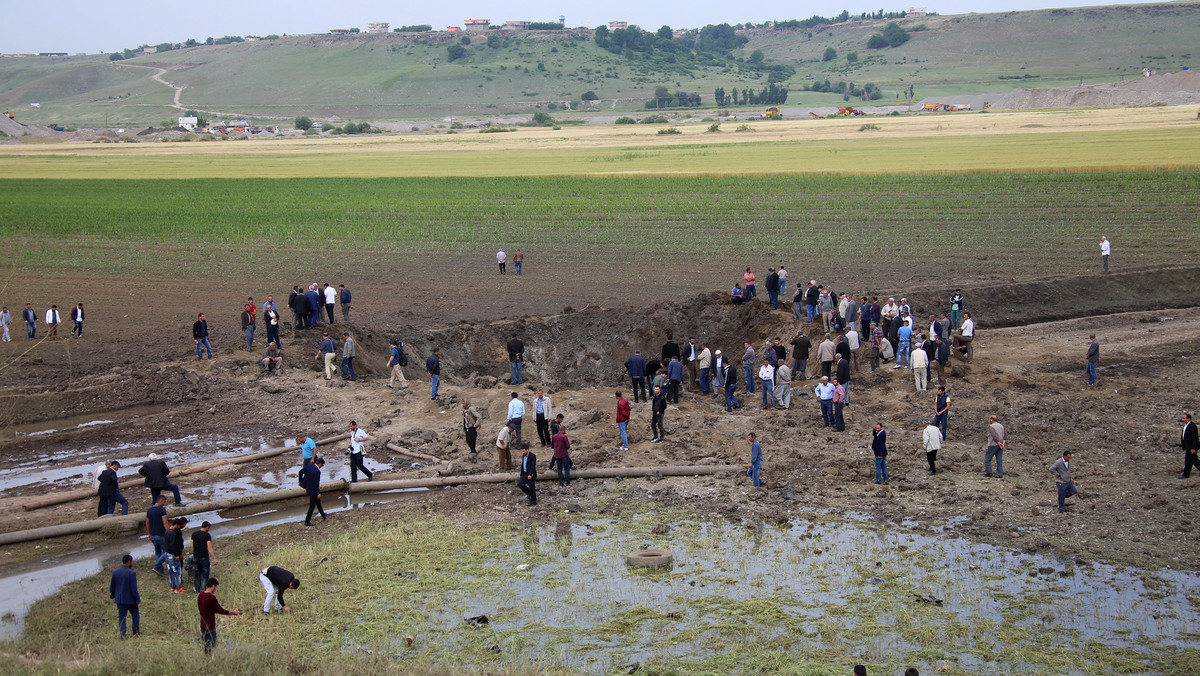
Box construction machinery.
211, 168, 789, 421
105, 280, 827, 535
4, 111, 13, 120
837, 107, 865, 116
760, 106, 782, 119
809, 112, 823, 119
922, 102, 945, 111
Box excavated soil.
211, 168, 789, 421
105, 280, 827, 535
1, 265, 1199, 574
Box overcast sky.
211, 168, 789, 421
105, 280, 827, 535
1, 0, 1168, 54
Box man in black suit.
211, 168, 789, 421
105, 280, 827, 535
139, 453, 185, 505
1181, 413, 1199, 479
517, 442, 537, 505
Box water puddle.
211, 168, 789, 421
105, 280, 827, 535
408, 517, 1199, 674
0, 487, 426, 639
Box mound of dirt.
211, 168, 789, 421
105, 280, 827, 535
994, 70, 1200, 109
0, 115, 60, 138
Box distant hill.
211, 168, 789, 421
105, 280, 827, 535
1, 2, 1196, 127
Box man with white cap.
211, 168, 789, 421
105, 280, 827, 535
138, 453, 185, 506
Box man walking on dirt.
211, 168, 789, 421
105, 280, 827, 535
507, 333, 525, 385
923, 419, 941, 474
22, 303, 36, 339
70, 302, 84, 338
0, 306, 10, 342
872, 422, 889, 484
45, 304, 60, 340
139, 453, 184, 506
746, 433, 763, 487
934, 386, 950, 440
339, 331, 357, 381
1085, 334, 1100, 386
722, 359, 740, 412
386, 339, 408, 388
462, 400, 481, 454
742, 342, 756, 394
305, 284, 321, 328
323, 283, 337, 324
348, 421, 373, 482
518, 442, 538, 505
533, 390, 553, 447
190, 520, 217, 593
110, 554, 140, 639
985, 415, 1007, 478
1100, 236, 1111, 272
1050, 451, 1078, 513
193, 313, 211, 360
97, 460, 128, 517
300, 457, 327, 525
1180, 413, 1199, 479
146, 496, 169, 575
496, 249, 506, 274
339, 284, 351, 322
624, 351, 648, 403
315, 333, 336, 380
507, 391, 526, 447
513, 249, 524, 275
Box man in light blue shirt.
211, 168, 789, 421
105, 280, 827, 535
507, 392, 526, 448
298, 434, 316, 463
895, 321, 913, 369
813, 377, 835, 427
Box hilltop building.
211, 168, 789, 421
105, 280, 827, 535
503, 21, 529, 30
464, 19, 490, 31
608, 21, 628, 30
906, 7, 927, 17
367, 22, 389, 33
178, 116, 198, 130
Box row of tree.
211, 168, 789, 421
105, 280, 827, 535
713, 83, 789, 107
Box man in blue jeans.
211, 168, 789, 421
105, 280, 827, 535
1085, 334, 1099, 386
934, 386, 950, 440
872, 423, 889, 484
746, 433, 763, 487
723, 362, 740, 412
110, 554, 140, 639
506, 333, 524, 385
426, 348, 441, 399
814, 377, 834, 427
1050, 451, 1078, 513
145, 496, 169, 574
742, 342, 756, 394
192, 313, 211, 360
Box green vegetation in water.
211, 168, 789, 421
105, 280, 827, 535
9, 509, 1200, 675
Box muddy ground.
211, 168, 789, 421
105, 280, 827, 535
1, 264, 1198, 574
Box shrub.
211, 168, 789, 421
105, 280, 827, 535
823, 47, 837, 62
582, 91, 599, 100
450, 121, 463, 129
294, 116, 313, 131
858, 123, 880, 131
303, 128, 318, 135
736, 124, 753, 132
708, 121, 721, 132
640, 114, 669, 124
657, 127, 681, 134
447, 44, 467, 61
479, 126, 515, 133
615, 116, 637, 124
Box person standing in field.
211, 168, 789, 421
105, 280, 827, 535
386, 339, 408, 388
774, 361, 792, 409
985, 415, 1007, 478
496, 422, 515, 471
912, 338, 929, 391
513, 249, 524, 275
305, 284, 321, 328
922, 419, 941, 474
1100, 236, 1111, 272
323, 283, 337, 324
0, 306, 10, 342
777, 265, 788, 299
746, 432, 763, 487
264, 303, 280, 349
313, 332, 336, 380
1085, 333, 1100, 386
507, 332, 525, 385
831, 377, 846, 432
742, 342, 756, 394
722, 359, 740, 412
198, 577, 241, 655
259, 565, 299, 614
462, 400, 481, 454
339, 331, 357, 381
288, 285, 302, 330
110, 554, 140, 639
300, 456, 326, 526
146, 496, 169, 575
551, 424, 572, 487
805, 281, 820, 323
496, 249, 507, 274
697, 342, 712, 395
70, 302, 84, 338
650, 385, 667, 443
426, 348, 441, 399
615, 391, 630, 451
743, 267, 757, 299
45, 304, 60, 339
507, 391, 526, 447
240, 301, 255, 351
765, 267, 780, 309
950, 289, 965, 331
189, 520, 217, 593
533, 390, 553, 447
164, 517, 188, 593
790, 330, 810, 381
339, 284, 351, 322
814, 376, 834, 427
872, 422, 889, 485
817, 332, 836, 379
1179, 412, 1199, 479
758, 360, 775, 409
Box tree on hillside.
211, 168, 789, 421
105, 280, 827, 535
294, 116, 313, 131
823, 47, 837, 61
487, 33, 501, 49
582, 91, 599, 101
654, 85, 669, 109
657, 25, 673, 40
447, 44, 467, 61
749, 49, 764, 65
883, 22, 910, 46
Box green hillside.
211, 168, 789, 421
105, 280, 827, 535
1, 2, 1196, 127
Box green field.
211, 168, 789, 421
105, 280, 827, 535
1, 2, 1197, 125
4, 170, 1197, 281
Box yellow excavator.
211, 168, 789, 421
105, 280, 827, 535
760, 106, 782, 119
838, 107, 865, 116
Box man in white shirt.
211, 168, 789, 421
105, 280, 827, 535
845, 327, 861, 373
922, 420, 942, 474
496, 250, 507, 275
911, 337, 930, 391
506, 392, 526, 447
347, 420, 373, 482
1100, 236, 1111, 272
322, 284, 337, 324
952, 312, 976, 362
758, 362, 775, 409
45, 304, 61, 340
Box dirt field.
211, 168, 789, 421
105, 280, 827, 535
2, 260, 1199, 577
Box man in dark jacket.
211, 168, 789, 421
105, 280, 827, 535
339, 284, 351, 322
836, 354, 851, 405
426, 348, 441, 399
650, 385, 667, 442
506, 333, 525, 385
790, 331, 811, 380
872, 423, 889, 484
193, 312, 211, 360
288, 286, 302, 329
259, 565, 299, 614
722, 362, 740, 412
805, 282, 820, 322
623, 351, 648, 402
517, 442, 538, 506
110, 554, 140, 638
139, 454, 184, 505
97, 460, 128, 517
661, 336, 681, 363
164, 517, 188, 592
666, 356, 683, 403
299, 457, 326, 526
934, 335, 950, 388
305, 285, 321, 327
1181, 413, 1199, 479
765, 268, 780, 309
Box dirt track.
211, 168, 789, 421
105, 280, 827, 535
1, 265, 1198, 572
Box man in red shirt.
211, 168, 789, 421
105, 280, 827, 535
198, 577, 241, 655
616, 391, 630, 451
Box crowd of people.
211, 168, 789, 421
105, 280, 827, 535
1, 302, 85, 341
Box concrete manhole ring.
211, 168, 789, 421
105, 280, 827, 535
626, 549, 674, 568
